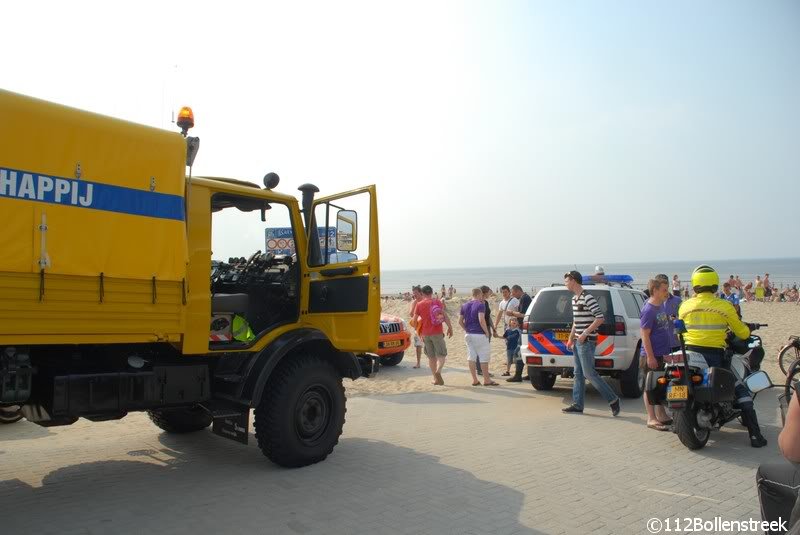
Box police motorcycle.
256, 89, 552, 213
645, 319, 768, 450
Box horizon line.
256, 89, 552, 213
382, 256, 800, 273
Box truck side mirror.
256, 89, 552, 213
336, 210, 357, 252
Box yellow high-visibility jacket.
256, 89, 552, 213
678, 292, 750, 349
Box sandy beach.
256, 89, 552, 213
345, 297, 800, 397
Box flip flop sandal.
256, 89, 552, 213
484, 381, 500, 386
471, 382, 482, 386
659, 419, 673, 426
647, 422, 669, 431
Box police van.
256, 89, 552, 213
521, 275, 647, 398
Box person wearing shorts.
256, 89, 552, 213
414, 285, 453, 385
641, 277, 674, 430
410, 324, 425, 368
408, 285, 424, 368
460, 288, 498, 386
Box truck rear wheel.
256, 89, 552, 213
380, 351, 404, 367
254, 354, 345, 468
147, 406, 212, 433
0, 405, 23, 424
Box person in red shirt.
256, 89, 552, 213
414, 285, 453, 385
408, 285, 425, 368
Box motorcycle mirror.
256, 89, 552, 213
744, 371, 773, 394
673, 319, 687, 334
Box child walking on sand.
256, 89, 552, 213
503, 318, 522, 377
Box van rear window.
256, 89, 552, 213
531, 290, 613, 324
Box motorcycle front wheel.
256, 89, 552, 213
675, 407, 710, 450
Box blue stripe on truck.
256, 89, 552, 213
0, 167, 185, 221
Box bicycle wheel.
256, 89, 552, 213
778, 342, 800, 376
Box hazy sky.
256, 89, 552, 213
4, 1, 798, 270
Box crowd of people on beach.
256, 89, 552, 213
406, 283, 531, 387
402, 266, 793, 438
670, 273, 800, 303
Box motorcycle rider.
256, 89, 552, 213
678, 265, 768, 448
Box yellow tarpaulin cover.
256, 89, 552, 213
0, 89, 188, 281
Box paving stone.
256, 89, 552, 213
0, 381, 786, 534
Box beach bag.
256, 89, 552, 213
429, 300, 445, 326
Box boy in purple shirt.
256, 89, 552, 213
654, 273, 681, 350
460, 288, 497, 386
641, 278, 673, 431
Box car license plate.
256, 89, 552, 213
667, 385, 688, 400
381, 340, 402, 348
554, 331, 570, 342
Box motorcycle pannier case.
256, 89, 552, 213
693, 367, 736, 404
645, 371, 666, 405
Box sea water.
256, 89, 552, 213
381, 258, 800, 295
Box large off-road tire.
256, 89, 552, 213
674, 407, 710, 450
619, 344, 645, 399
147, 406, 212, 433
254, 354, 346, 468
0, 405, 23, 424
380, 351, 405, 367
529, 369, 557, 390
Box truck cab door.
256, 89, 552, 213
303, 186, 379, 353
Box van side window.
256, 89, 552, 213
619, 291, 641, 319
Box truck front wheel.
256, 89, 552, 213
254, 354, 345, 468
147, 406, 212, 433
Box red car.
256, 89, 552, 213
377, 314, 411, 366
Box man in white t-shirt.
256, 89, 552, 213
494, 285, 519, 376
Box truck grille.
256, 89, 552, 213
380, 322, 402, 334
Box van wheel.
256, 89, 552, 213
254, 354, 346, 468
381, 352, 404, 367
148, 406, 212, 433
619, 344, 644, 399
529, 369, 557, 390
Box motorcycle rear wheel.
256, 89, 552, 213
675, 408, 710, 450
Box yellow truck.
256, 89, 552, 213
0, 89, 381, 467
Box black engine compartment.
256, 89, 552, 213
211, 250, 299, 339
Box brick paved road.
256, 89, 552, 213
0, 368, 788, 534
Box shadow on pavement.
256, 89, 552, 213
0, 435, 545, 535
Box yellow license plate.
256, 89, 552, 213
554, 331, 570, 341
667, 385, 688, 400
382, 340, 402, 348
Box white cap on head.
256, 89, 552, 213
594, 265, 605, 275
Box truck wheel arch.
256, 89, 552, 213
239, 328, 360, 407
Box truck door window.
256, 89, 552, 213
309, 191, 371, 266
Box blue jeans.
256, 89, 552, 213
572, 340, 618, 410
